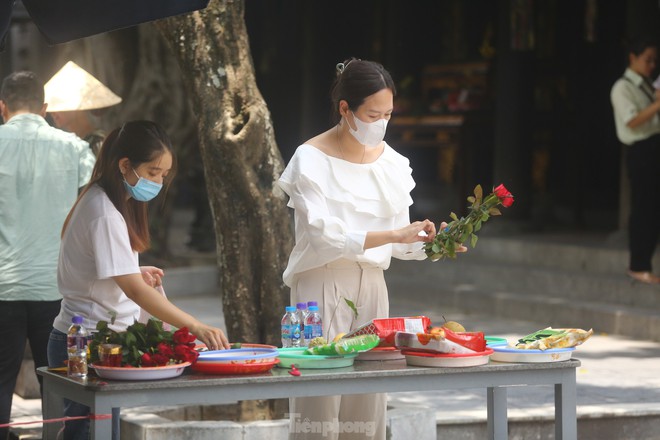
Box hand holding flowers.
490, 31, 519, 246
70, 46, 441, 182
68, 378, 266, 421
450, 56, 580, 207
425, 184, 514, 261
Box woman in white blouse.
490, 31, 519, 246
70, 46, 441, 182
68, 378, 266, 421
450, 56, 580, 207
278, 59, 451, 440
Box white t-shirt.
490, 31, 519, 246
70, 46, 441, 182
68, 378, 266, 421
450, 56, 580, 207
277, 143, 426, 287
53, 184, 141, 333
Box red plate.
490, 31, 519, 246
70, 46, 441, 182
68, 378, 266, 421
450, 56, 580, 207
191, 359, 280, 375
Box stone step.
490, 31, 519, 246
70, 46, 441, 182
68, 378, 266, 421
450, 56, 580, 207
386, 241, 660, 342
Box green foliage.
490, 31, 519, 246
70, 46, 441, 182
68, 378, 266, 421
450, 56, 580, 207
424, 184, 514, 261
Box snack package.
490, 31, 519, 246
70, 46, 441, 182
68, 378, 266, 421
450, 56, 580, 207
305, 334, 380, 356
515, 327, 593, 350
394, 331, 477, 354
342, 316, 431, 346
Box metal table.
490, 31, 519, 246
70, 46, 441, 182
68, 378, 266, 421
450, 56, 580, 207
38, 358, 579, 440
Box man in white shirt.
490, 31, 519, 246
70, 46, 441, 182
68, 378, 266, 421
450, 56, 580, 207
0, 71, 95, 437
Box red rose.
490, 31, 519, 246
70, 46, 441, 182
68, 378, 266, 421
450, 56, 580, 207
140, 353, 156, 367
493, 184, 511, 199
151, 353, 171, 366
157, 342, 175, 358
174, 344, 199, 363
173, 327, 196, 345
501, 195, 514, 208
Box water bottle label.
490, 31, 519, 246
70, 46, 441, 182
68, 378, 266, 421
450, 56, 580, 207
305, 324, 322, 339
67, 335, 87, 351
291, 324, 301, 341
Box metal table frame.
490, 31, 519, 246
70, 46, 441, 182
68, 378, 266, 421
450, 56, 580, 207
38, 359, 579, 440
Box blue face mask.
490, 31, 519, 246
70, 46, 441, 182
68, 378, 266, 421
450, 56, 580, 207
123, 168, 163, 202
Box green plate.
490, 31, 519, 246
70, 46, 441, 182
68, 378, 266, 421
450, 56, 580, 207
276, 348, 357, 369
485, 336, 508, 347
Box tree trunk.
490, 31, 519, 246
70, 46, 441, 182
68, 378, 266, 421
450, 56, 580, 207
156, 0, 293, 345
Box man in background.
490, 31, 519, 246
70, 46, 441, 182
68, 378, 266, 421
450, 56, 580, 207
0, 71, 95, 438
45, 60, 122, 156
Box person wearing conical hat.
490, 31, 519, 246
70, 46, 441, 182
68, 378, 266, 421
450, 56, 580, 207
45, 61, 122, 156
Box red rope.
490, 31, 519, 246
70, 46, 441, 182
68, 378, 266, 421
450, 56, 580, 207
0, 414, 112, 428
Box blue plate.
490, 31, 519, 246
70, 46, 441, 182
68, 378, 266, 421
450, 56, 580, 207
197, 347, 279, 362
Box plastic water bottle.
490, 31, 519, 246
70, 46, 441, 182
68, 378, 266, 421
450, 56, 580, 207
67, 315, 88, 378
304, 305, 323, 342
281, 306, 301, 348
296, 302, 308, 346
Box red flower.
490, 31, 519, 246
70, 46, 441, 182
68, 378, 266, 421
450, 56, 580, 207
151, 353, 171, 366
174, 344, 199, 363
140, 353, 156, 367
157, 342, 175, 358
493, 184, 514, 208
173, 327, 196, 346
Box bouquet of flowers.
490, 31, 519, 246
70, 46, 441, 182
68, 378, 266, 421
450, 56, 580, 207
425, 184, 514, 261
89, 318, 199, 367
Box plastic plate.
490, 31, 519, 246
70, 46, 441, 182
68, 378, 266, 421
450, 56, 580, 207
485, 336, 508, 347
196, 348, 279, 365
490, 346, 575, 363
402, 348, 493, 368
91, 362, 190, 380
191, 359, 279, 375
276, 348, 357, 369
357, 346, 405, 361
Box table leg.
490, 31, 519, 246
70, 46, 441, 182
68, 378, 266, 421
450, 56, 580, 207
41, 380, 63, 440
555, 370, 577, 440
112, 407, 120, 440
487, 386, 508, 440
89, 400, 113, 440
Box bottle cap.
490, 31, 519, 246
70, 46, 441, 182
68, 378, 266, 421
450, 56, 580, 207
72, 315, 83, 324
308, 306, 319, 311
307, 301, 318, 307
296, 302, 307, 309
285, 306, 296, 312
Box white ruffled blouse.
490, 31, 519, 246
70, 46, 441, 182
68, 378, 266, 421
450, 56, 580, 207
277, 143, 426, 287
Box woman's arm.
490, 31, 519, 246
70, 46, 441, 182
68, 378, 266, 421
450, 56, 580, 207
627, 93, 660, 128
113, 273, 230, 350
364, 219, 436, 250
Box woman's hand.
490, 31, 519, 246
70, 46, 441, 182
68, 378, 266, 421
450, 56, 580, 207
395, 219, 437, 244
140, 266, 164, 287
189, 322, 230, 351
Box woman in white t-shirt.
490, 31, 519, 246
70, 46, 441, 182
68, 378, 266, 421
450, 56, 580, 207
278, 59, 461, 440
48, 120, 229, 439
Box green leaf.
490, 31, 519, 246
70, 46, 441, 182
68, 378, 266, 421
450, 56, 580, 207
344, 298, 359, 319
475, 220, 482, 231
432, 243, 441, 253
474, 185, 483, 202
466, 223, 473, 233
467, 196, 476, 204
449, 212, 458, 221
489, 207, 501, 216
471, 234, 479, 248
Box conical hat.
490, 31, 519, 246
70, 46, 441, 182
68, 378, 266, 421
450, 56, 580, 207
44, 61, 122, 112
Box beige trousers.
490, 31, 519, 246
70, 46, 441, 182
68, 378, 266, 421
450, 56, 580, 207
289, 259, 389, 440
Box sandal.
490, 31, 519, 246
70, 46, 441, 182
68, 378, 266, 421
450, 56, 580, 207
627, 270, 660, 285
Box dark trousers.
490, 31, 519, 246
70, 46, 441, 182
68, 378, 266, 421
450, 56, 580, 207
0, 299, 61, 440
626, 134, 660, 272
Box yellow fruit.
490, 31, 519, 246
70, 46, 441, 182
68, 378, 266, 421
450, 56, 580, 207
443, 321, 466, 332
333, 332, 347, 342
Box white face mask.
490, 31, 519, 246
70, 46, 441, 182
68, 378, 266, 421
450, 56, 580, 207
347, 111, 388, 147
